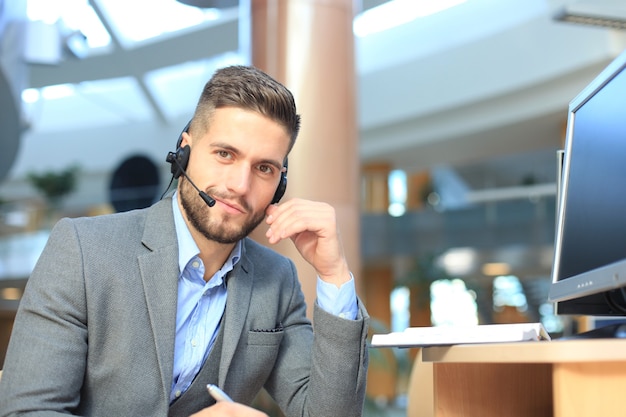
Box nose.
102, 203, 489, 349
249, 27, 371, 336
224, 163, 252, 196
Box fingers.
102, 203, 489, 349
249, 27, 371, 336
265, 199, 336, 244
264, 199, 351, 285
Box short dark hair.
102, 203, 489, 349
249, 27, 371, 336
191, 65, 301, 153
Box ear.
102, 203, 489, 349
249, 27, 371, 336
180, 130, 191, 148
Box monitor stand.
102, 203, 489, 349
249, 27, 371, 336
560, 323, 626, 340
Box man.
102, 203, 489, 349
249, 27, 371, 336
0, 66, 369, 417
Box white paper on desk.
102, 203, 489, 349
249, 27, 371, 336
370, 323, 551, 348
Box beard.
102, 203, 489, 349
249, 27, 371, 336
179, 177, 266, 244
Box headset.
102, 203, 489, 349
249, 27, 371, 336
166, 120, 288, 206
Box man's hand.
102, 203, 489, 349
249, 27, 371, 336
190, 401, 268, 417
265, 198, 351, 287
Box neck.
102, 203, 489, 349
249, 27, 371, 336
195, 237, 236, 281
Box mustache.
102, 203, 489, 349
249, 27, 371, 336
206, 189, 252, 212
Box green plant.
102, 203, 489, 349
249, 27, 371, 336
27, 165, 80, 207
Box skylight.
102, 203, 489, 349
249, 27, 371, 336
353, 0, 467, 37
25, 0, 233, 52
27, 0, 111, 50
97, 0, 232, 47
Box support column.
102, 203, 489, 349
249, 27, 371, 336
249, 0, 361, 317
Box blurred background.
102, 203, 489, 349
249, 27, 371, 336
1, 0, 625, 415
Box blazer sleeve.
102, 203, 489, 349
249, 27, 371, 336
307, 301, 369, 417
0, 218, 89, 416
259, 260, 370, 417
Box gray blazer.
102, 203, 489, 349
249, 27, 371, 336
0, 198, 369, 417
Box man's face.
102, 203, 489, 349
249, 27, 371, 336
179, 107, 290, 244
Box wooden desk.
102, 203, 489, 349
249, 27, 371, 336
407, 339, 626, 417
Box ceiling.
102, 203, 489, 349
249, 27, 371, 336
1, 0, 626, 201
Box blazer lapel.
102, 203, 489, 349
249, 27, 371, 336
135, 201, 256, 394
219, 247, 254, 386
138, 199, 180, 400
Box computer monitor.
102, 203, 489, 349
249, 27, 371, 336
549, 48, 626, 318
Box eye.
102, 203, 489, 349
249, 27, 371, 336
258, 164, 275, 175
217, 150, 232, 160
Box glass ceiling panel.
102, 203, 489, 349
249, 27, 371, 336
22, 77, 154, 132
353, 0, 467, 37
96, 0, 237, 49
26, 0, 237, 55
144, 51, 245, 119
26, 0, 112, 56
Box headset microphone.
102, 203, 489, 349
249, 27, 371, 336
178, 166, 216, 208
166, 148, 216, 208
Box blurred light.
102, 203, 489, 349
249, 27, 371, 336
27, 0, 111, 50
354, 0, 466, 37
41, 84, 75, 100
65, 31, 89, 59
101, 0, 224, 44
539, 302, 564, 333
430, 278, 478, 326
427, 192, 440, 207
492, 275, 527, 308
388, 169, 407, 216
388, 202, 406, 217
390, 286, 410, 332
1, 287, 22, 301
27, 0, 64, 24
482, 262, 511, 276
22, 88, 41, 104
4, 210, 30, 227
439, 247, 476, 276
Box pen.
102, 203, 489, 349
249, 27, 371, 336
207, 384, 234, 403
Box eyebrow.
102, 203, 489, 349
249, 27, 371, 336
210, 142, 284, 171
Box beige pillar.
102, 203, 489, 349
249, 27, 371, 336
249, 0, 360, 317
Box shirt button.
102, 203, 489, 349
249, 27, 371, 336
192, 261, 200, 269
191, 339, 197, 347
175, 390, 182, 398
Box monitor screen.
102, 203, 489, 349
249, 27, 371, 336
549, 49, 626, 316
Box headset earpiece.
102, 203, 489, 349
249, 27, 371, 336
166, 121, 192, 179
271, 159, 288, 204
166, 145, 190, 179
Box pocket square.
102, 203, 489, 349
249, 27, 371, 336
252, 323, 284, 333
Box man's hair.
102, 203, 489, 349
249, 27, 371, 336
190, 65, 301, 153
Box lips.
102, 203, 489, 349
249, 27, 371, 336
213, 197, 246, 214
